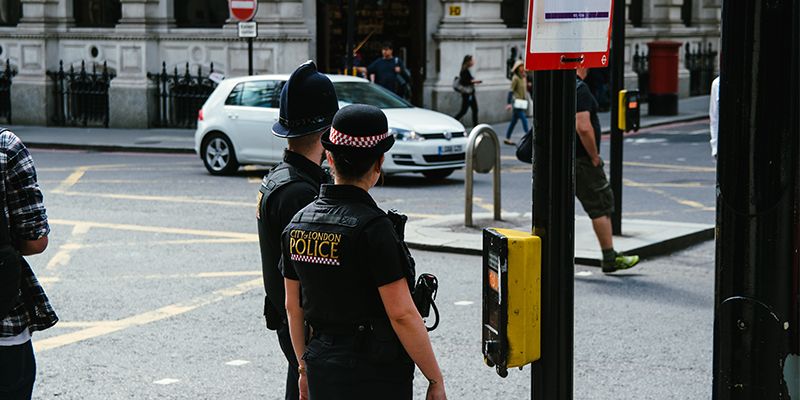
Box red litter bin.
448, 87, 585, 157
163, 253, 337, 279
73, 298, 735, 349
647, 41, 682, 116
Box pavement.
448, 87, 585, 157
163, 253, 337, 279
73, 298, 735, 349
10, 95, 713, 265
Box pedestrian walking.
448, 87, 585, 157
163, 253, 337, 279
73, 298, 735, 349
282, 104, 447, 400
504, 60, 530, 145
575, 67, 640, 273
366, 42, 411, 98
453, 55, 481, 127
709, 75, 719, 159
0, 129, 56, 400
256, 60, 338, 400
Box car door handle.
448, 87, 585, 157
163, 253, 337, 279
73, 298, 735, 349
227, 113, 238, 120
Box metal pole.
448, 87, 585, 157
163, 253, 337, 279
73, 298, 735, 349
248, 37, 254, 76
531, 70, 576, 400
465, 124, 501, 226
713, 0, 800, 399
609, 0, 625, 235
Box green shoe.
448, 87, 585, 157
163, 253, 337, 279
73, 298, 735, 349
602, 253, 640, 273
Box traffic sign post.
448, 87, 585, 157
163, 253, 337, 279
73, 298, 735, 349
524, 0, 614, 71
229, 0, 258, 75
524, 0, 613, 399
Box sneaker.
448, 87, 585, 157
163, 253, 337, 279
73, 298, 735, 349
503, 139, 516, 146
601, 253, 640, 273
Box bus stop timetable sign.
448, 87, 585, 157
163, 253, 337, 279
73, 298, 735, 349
524, 0, 614, 70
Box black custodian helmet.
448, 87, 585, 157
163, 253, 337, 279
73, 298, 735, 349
272, 61, 339, 138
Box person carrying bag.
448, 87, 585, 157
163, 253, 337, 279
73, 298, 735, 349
503, 60, 530, 145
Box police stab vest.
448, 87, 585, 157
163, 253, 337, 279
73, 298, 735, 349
288, 203, 416, 293
258, 162, 320, 218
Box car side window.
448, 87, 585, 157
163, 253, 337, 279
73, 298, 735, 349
238, 80, 283, 108
225, 83, 244, 106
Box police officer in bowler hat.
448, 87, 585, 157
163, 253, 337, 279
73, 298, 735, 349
257, 60, 338, 400
281, 104, 447, 400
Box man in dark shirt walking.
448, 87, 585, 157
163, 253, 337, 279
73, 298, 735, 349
575, 67, 639, 273
365, 42, 408, 96
257, 61, 338, 400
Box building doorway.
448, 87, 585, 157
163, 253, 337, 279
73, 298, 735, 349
316, 0, 426, 106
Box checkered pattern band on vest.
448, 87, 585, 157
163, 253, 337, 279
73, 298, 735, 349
291, 253, 341, 266
329, 127, 389, 148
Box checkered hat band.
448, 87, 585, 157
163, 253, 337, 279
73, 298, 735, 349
291, 253, 341, 266
329, 127, 389, 148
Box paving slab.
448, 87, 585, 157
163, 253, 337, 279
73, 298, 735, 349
405, 212, 714, 266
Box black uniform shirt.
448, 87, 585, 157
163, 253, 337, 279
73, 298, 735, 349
258, 150, 327, 320
281, 184, 408, 326
576, 78, 602, 159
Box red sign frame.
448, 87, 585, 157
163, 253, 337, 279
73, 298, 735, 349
229, 0, 258, 22
524, 0, 614, 71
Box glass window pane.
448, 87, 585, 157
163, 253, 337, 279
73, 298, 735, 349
225, 83, 244, 106
174, 0, 228, 28
240, 81, 282, 108
332, 82, 412, 109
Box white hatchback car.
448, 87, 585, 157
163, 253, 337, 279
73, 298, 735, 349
194, 74, 467, 179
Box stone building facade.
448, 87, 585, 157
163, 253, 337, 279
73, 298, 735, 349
0, 0, 720, 128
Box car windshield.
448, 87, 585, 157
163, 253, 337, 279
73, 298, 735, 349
332, 82, 412, 109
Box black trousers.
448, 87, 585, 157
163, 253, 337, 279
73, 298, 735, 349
0, 340, 36, 400
303, 333, 414, 400
277, 323, 300, 400
454, 93, 479, 127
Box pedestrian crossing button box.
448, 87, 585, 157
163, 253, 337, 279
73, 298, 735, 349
618, 89, 641, 132
482, 228, 541, 378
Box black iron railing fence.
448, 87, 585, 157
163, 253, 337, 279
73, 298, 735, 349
0, 60, 16, 124
685, 42, 717, 96
148, 62, 218, 128
632, 44, 649, 101
47, 60, 115, 127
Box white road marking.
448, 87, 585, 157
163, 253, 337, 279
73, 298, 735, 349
153, 378, 180, 385
575, 271, 593, 277
454, 301, 474, 306
676, 157, 687, 162
226, 360, 251, 366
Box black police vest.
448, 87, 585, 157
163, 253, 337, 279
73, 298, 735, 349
258, 162, 320, 330
287, 202, 416, 324
258, 162, 319, 214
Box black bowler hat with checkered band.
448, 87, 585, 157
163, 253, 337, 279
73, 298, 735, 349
321, 104, 395, 156
272, 61, 339, 138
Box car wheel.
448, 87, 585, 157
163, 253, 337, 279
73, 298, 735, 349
422, 168, 455, 180
201, 132, 239, 175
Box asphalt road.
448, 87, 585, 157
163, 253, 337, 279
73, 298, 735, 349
24, 119, 717, 399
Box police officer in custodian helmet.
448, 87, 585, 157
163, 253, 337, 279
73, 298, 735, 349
281, 104, 447, 400
257, 61, 338, 400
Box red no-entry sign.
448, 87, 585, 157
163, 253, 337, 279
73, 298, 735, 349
229, 0, 258, 22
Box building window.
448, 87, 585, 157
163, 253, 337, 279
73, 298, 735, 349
175, 0, 228, 28
681, 0, 693, 27
74, 0, 121, 28
629, 0, 643, 27
501, 0, 525, 28
0, 0, 22, 26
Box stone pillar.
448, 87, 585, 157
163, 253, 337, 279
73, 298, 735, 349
429, 0, 526, 125
107, 0, 164, 128
10, 0, 64, 126
223, 0, 312, 77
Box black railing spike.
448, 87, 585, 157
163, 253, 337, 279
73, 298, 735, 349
210, 62, 214, 74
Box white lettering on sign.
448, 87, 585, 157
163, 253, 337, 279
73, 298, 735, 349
231, 0, 256, 9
